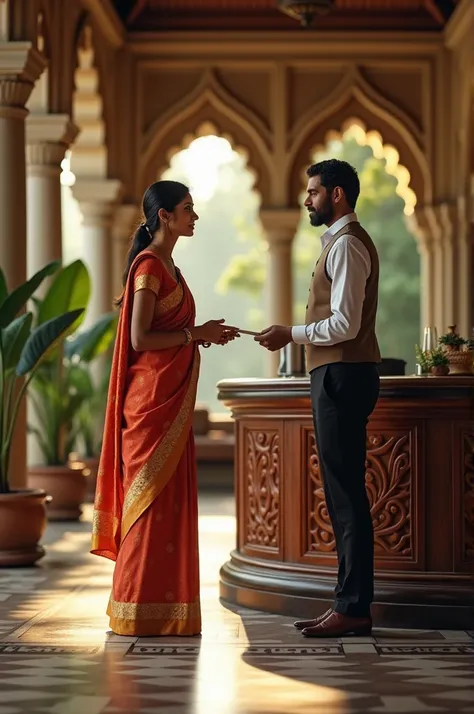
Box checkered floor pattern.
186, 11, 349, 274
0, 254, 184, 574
0, 496, 472, 714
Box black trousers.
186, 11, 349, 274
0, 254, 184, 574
310, 362, 380, 618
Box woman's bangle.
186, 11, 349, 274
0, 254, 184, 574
183, 327, 192, 345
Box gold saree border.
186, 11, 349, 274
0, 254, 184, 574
156, 282, 183, 316
109, 596, 201, 621
134, 274, 160, 295
107, 596, 201, 636
120, 352, 200, 543
91, 510, 120, 557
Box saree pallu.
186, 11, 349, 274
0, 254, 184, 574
91, 250, 201, 636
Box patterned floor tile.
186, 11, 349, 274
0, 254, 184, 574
0, 495, 472, 714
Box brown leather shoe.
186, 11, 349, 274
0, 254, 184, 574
293, 608, 333, 630
302, 611, 372, 638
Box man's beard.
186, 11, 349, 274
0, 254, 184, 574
308, 203, 334, 227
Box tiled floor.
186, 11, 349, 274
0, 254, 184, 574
0, 493, 473, 713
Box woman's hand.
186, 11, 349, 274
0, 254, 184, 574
193, 319, 240, 345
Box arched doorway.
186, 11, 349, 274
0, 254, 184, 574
293, 121, 420, 371
161, 130, 263, 410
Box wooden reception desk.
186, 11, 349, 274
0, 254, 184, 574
217, 376, 474, 629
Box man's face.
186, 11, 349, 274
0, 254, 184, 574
304, 175, 334, 227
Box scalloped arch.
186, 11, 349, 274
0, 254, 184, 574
138, 70, 272, 203
287, 67, 431, 206
158, 120, 261, 201
304, 119, 418, 215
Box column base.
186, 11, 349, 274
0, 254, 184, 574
219, 552, 474, 630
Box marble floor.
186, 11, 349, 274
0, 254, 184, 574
0, 493, 473, 714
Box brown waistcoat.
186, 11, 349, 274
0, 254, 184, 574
305, 221, 381, 373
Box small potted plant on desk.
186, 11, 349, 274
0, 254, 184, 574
426, 347, 449, 376
439, 325, 473, 375
0, 262, 83, 566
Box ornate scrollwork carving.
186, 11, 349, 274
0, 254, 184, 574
307, 429, 413, 558
463, 432, 474, 561
245, 430, 280, 549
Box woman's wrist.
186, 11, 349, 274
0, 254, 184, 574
189, 326, 202, 342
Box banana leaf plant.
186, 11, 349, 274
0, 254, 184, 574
28, 261, 91, 467
0, 262, 84, 494
65, 312, 117, 458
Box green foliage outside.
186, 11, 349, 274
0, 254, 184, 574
219, 136, 421, 375
163, 134, 420, 411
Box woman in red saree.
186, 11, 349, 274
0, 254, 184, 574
91, 181, 238, 636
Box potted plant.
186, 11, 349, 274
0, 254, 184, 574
415, 344, 429, 375
426, 347, 449, 376
0, 261, 83, 566
66, 312, 117, 501
439, 325, 473, 375
27, 260, 91, 521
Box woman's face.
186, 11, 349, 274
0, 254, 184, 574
171, 193, 199, 237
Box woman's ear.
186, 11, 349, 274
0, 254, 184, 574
158, 208, 170, 224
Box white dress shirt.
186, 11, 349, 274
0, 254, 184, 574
292, 213, 371, 346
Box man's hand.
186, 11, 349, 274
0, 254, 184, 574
254, 325, 293, 351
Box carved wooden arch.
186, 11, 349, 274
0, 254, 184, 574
138, 70, 273, 204
287, 67, 432, 208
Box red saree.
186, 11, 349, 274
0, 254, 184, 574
91, 249, 201, 636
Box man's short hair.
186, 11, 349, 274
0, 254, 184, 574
307, 159, 360, 209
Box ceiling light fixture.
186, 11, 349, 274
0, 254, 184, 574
278, 0, 336, 28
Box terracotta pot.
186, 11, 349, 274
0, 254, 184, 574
445, 348, 474, 376
430, 365, 449, 376
28, 465, 87, 521
0, 489, 50, 566
69, 454, 99, 503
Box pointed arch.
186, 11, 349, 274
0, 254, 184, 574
138, 70, 272, 204
287, 67, 431, 207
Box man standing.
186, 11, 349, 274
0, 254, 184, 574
255, 159, 381, 637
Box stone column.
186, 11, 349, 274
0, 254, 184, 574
26, 115, 79, 280
25, 116, 79, 468
259, 209, 300, 376
111, 204, 139, 302
408, 202, 471, 340
0, 43, 46, 488
72, 179, 122, 327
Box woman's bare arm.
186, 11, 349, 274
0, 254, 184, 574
130, 289, 235, 351
131, 289, 190, 351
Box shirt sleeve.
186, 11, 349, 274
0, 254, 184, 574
291, 235, 371, 346
133, 256, 162, 297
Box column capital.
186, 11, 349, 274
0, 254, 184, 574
72, 179, 123, 228
259, 208, 300, 243
26, 115, 79, 174
407, 202, 458, 252
0, 42, 46, 119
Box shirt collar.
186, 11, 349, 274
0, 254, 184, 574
321, 212, 358, 248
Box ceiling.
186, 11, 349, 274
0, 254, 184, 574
111, 0, 459, 32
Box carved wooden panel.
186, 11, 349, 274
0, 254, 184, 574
244, 428, 280, 552
306, 426, 415, 563
462, 431, 474, 562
